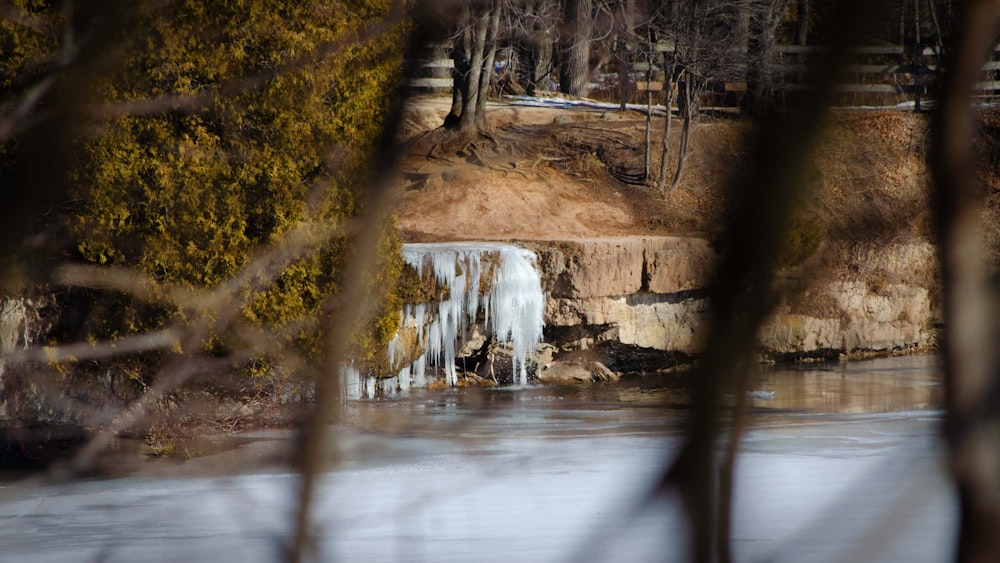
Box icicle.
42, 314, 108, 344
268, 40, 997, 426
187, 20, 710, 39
388, 334, 400, 371
342, 364, 362, 400
378, 376, 398, 396
399, 242, 545, 387
414, 304, 425, 346
489, 246, 545, 385
465, 252, 482, 329
398, 365, 412, 392
412, 355, 427, 388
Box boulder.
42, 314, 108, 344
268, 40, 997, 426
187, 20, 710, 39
537, 359, 620, 383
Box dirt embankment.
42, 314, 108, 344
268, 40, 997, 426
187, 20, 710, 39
392, 96, 936, 257
392, 97, 736, 242
391, 97, 964, 367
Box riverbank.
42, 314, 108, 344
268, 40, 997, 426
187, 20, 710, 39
0, 356, 953, 562
0, 95, 955, 444
388, 96, 943, 386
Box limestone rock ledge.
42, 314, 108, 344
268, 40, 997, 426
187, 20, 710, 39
529, 237, 936, 364
759, 280, 932, 357
531, 236, 714, 299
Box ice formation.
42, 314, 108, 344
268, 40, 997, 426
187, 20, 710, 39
342, 242, 545, 399
399, 242, 545, 388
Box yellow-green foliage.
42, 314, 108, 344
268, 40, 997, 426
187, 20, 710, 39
56, 0, 407, 374
0, 0, 60, 94
353, 216, 404, 372
0, 1, 60, 170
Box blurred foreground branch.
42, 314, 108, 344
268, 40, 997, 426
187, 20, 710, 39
929, 1, 1000, 561
286, 1, 412, 560
654, 2, 883, 562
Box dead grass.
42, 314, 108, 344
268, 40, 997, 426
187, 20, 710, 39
808, 111, 932, 244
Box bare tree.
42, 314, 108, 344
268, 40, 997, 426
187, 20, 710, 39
649, 0, 746, 191
512, 0, 560, 95
560, 0, 593, 96
444, 0, 502, 133
744, 0, 795, 117
611, 0, 639, 110
797, 0, 810, 45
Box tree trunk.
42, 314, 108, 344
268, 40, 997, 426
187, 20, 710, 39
657, 71, 678, 191
534, 37, 553, 92
518, 0, 555, 96
617, 37, 628, 111
517, 0, 539, 94
446, 18, 472, 129
644, 85, 652, 182
616, 0, 636, 112
560, 0, 592, 97
669, 78, 693, 192
899, 0, 907, 45
743, 3, 777, 116
475, 5, 501, 124
797, 0, 810, 45
926, 0, 944, 48
523, 36, 554, 95
459, 8, 491, 132
518, 16, 537, 94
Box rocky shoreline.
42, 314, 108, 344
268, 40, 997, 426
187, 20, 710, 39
1, 235, 939, 424
380, 235, 937, 386
528, 235, 935, 381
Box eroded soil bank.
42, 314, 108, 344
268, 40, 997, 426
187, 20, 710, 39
0, 96, 952, 436
391, 97, 944, 383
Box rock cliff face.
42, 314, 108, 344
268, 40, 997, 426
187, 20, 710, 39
759, 281, 931, 356
758, 241, 936, 358
530, 237, 713, 356
3, 238, 938, 403
527, 237, 936, 368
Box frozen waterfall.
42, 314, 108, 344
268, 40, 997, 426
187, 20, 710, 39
397, 242, 545, 388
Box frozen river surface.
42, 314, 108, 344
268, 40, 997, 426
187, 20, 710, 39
0, 356, 956, 562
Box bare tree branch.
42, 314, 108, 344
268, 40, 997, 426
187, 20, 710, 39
929, 0, 1000, 560
653, 2, 880, 561
287, 0, 415, 559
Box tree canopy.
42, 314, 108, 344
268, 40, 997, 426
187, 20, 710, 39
1, 0, 408, 374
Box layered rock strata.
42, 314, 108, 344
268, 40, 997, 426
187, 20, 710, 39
530, 237, 713, 356
527, 237, 935, 365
